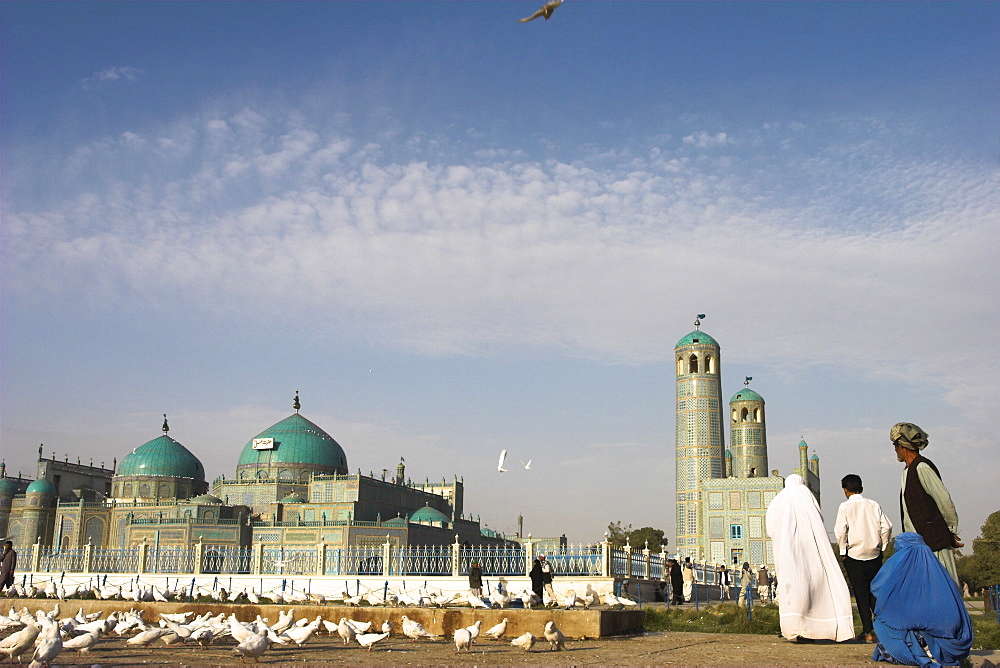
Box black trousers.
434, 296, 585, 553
843, 554, 883, 634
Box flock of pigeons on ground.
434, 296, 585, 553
0, 579, 641, 665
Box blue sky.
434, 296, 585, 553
2, 1, 998, 546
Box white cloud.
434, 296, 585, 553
80, 66, 144, 90
3, 105, 999, 541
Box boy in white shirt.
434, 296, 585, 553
834, 473, 892, 643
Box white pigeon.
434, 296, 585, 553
280, 616, 321, 647
0, 623, 40, 663
489, 589, 511, 608
483, 618, 508, 641
400, 615, 437, 642
558, 589, 583, 609
510, 631, 537, 651
127, 627, 170, 647
465, 591, 489, 609
233, 628, 269, 664
336, 618, 356, 645
381, 619, 393, 636
270, 609, 295, 634
345, 619, 372, 633
62, 630, 100, 654
465, 619, 482, 644
497, 449, 507, 472
521, 459, 532, 469
544, 620, 566, 651
356, 631, 390, 651
454, 627, 473, 652
29, 622, 63, 668
519, 589, 540, 608
603, 592, 623, 609
615, 592, 638, 607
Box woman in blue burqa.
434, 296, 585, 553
871, 532, 972, 666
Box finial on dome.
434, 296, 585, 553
744, 376, 752, 388
695, 313, 706, 329
294, 390, 300, 413
162, 414, 169, 434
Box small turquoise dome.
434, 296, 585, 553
118, 435, 206, 480
236, 413, 348, 477
410, 505, 450, 524
798, 439, 809, 448
724, 448, 733, 458
0, 477, 19, 495
26, 478, 56, 495
730, 389, 764, 403
810, 453, 820, 461
481, 527, 498, 538
383, 516, 407, 527
676, 330, 719, 348
280, 492, 305, 504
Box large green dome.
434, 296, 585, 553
26, 478, 56, 495
118, 435, 206, 481
236, 413, 348, 479
410, 505, 450, 524
676, 330, 719, 348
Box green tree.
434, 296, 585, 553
956, 509, 1000, 592
606, 521, 668, 551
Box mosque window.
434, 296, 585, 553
688, 354, 699, 373
139, 483, 150, 497
706, 355, 715, 373
730, 524, 743, 540
257, 470, 268, 479
677, 356, 685, 375
278, 469, 292, 480
124, 483, 133, 497
731, 408, 737, 423
740, 407, 749, 422
754, 408, 762, 422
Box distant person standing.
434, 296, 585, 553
0, 541, 15, 592
718, 563, 730, 600
756, 565, 770, 602
668, 559, 684, 605
738, 562, 754, 606
891, 422, 963, 587
834, 473, 892, 643
529, 554, 556, 606
468, 560, 483, 598
682, 557, 695, 602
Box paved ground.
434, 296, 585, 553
15, 629, 1000, 666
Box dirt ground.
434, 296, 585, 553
15, 629, 999, 667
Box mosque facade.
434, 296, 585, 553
0, 395, 512, 551
674, 319, 821, 565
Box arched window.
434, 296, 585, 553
740, 407, 749, 422
278, 469, 293, 480
677, 356, 685, 375
257, 470, 268, 479
124, 483, 133, 497
731, 408, 737, 423
754, 407, 762, 422
138, 483, 151, 497
688, 354, 699, 373
706, 355, 715, 374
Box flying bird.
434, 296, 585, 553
497, 449, 507, 473
521, 459, 531, 469
519, 0, 563, 22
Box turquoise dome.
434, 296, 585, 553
798, 439, 809, 448
280, 492, 305, 504
383, 516, 407, 527
118, 435, 206, 480
810, 453, 820, 460
236, 413, 348, 476
676, 330, 719, 348
0, 477, 19, 495
26, 478, 56, 495
730, 389, 764, 403
410, 505, 450, 524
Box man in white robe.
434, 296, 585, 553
766, 474, 854, 642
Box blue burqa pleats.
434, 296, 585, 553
870, 532, 972, 666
